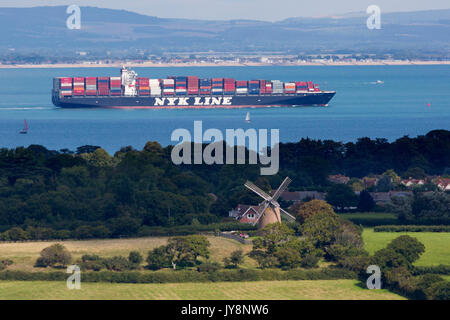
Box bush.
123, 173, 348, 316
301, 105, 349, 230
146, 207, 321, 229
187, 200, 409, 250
416, 274, 446, 299
35, 244, 72, 268
223, 249, 244, 269
412, 265, 450, 275
432, 281, 450, 300
0, 259, 14, 271
80, 260, 104, 271
300, 253, 320, 269
386, 235, 425, 265
128, 251, 143, 265
374, 225, 450, 232
147, 246, 172, 270
81, 254, 101, 262
5, 227, 29, 241
102, 256, 130, 271
197, 261, 222, 273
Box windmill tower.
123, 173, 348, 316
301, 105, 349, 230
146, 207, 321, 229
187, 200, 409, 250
244, 177, 296, 229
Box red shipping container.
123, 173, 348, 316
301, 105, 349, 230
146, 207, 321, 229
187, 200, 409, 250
86, 90, 97, 96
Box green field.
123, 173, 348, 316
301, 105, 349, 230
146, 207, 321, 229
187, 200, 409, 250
0, 280, 404, 300
362, 229, 450, 266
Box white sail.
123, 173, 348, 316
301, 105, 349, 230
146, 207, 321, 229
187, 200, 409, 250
245, 112, 250, 122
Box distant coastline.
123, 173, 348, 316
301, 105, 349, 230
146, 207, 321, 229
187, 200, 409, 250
1, 60, 450, 69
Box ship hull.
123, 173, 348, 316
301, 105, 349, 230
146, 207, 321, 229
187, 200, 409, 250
52, 92, 336, 109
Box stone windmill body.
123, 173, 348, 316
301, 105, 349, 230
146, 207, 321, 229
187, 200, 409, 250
244, 177, 296, 229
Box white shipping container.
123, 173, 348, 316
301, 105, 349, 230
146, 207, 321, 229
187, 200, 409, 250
163, 79, 175, 85
110, 77, 121, 80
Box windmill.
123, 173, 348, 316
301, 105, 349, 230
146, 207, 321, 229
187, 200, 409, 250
244, 177, 296, 229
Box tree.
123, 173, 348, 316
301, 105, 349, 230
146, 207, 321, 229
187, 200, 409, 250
165, 235, 211, 269
223, 249, 244, 269
358, 190, 375, 212
386, 235, 425, 265
128, 251, 143, 265
147, 246, 171, 270
35, 244, 72, 267
300, 211, 340, 248
376, 176, 393, 192
382, 169, 400, 185
290, 199, 335, 223
325, 184, 358, 210
402, 167, 426, 179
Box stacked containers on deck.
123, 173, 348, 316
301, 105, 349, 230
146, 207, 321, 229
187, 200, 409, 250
163, 79, 175, 95
86, 77, 97, 96
212, 78, 223, 95
175, 76, 187, 95
248, 80, 260, 95
295, 82, 308, 93
97, 77, 110, 96
150, 79, 161, 96
235, 80, 248, 95
73, 77, 85, 96
223, 78, 235, 95
137, 77, 150, 96
199, 78, 211, 95
188, 76, 199, 95
259, 80, 266, 94
110, 77, 121, 96
307, 81, 314, 92
284, 82, 296, 94
271, 80, 284, 94
59, 77, 73, 96
264, 80, 272, 94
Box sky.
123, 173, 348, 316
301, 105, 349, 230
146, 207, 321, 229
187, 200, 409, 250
1, 0, 449, 21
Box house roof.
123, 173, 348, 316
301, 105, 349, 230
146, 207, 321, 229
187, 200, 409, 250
270, 190, 326, 201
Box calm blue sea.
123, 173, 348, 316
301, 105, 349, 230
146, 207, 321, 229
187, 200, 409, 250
0, 65, 449, 153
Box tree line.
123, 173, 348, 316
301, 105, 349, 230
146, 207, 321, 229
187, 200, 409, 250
0, 130, 448, 237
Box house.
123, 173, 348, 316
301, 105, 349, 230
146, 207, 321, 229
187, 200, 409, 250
269, 190, 326, 202
328, 174, 350, 184
369, 192, 390, 205
401, 178, 425, 188
363, 177, 379, 188
435, 177, 450, 191
389, 190, 413, 199
228, 204, 260, 224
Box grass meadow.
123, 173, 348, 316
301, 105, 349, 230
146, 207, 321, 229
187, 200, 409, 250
0, 280, 404, 300
0, 236, 256, 272
362, 228, 450, 266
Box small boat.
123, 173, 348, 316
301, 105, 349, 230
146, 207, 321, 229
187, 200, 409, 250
245, 112, 250, 123
376, 80, 384, 84
19, 120, 28, 134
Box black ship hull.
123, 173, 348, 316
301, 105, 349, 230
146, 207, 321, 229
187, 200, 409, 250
52, 91, 336, 109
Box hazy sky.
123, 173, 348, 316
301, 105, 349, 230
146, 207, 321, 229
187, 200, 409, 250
1, 0, 449, 21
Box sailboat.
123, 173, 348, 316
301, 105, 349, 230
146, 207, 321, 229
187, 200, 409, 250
19, 120, 28, 134
245, 112, 250, 123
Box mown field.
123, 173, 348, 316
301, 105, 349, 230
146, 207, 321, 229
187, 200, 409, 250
0, 280, 404, 300
362, 228, 450, 266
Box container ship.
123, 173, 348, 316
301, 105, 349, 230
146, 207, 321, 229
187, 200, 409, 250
52, 67, 336, 109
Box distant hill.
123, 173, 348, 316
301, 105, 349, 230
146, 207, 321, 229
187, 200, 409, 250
0, 6, 449, 54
